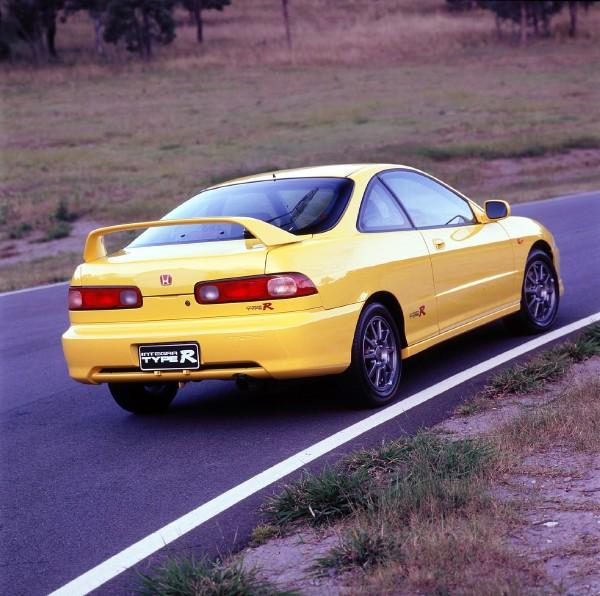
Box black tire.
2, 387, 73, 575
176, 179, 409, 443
342, 302, 403, 408
108, 382, 178, 414
505, 249, 560, 335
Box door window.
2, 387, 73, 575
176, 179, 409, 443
381, 171, 475, 228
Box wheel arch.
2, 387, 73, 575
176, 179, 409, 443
530, 239, 554, 263
364, 291, 407, 348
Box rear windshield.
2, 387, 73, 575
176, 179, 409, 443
130, 177, 354, 248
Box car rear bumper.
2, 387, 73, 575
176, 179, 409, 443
62, 303, 362, 384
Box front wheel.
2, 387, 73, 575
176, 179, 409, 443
506, 249, 559, 334
342, 302, 402, 408
108, 382, 178, 414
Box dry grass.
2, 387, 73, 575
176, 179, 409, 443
358, 512, 526, 596
2, 0, 600, 289
495, 375, 600, 456
0, 251, 79, 292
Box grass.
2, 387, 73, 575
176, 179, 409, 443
253, 328, 600, 593
249, 525, 280, 547
265, 433, 518, 593
2, 2, 600, 289
138, 556, 295, 596
456, 323, 600, 415
0, 251, 80, 292
265, 433, 493, 530
141, 330, 598, 594
417, 134, 600, 162
495, 375, 600, 454
42, 221, 73, 241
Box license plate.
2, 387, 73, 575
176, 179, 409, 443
138, 343, 200, 371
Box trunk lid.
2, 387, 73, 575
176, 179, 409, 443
79, 239, 268, 297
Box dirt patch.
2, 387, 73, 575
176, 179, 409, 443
241, 530, 356, 595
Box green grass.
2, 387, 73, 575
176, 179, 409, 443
456, 323, 600, 414
42, 221, 73, 241
484, 324, 600, 397
264, 433, 493, 530
249, 525, 280, 547
417, 134, 600, 161
264, 466, 370, 527
138, 556, 295, 596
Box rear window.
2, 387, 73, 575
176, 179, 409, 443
131, 177, 354, 248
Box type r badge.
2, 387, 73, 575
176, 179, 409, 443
409, 305, 426, 319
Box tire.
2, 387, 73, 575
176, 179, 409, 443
506, 249, 560, 334
108, 382, 178, 414
342, 302, 403, 407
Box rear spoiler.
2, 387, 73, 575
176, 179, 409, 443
83, 217, 303, 262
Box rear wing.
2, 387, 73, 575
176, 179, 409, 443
83, 217, 303, 263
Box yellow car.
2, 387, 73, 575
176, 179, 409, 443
62, 164, 562, 413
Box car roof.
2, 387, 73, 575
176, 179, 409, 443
208, 164, 416, 188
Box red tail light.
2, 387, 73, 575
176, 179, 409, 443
68, 286, 143, 310
195, 273, 317, 304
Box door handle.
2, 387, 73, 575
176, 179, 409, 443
432, 238, 445, 250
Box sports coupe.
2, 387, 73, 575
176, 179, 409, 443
62, 164, 562, 413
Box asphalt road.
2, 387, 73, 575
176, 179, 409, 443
1, 191, 599, 595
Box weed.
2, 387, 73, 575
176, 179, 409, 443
249, 525, 279, 547
317, 526, 400, 571
8, 222, 32, 239
53, 199, 79, 223
138, 555, 294, 596
485, 348, 571, 396
264, 466, 370, 527
265, 434, 493, 530
42, 221, 73, 241
477, 323, 600, 400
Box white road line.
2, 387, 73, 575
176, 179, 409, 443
49, 312, 600, 596
0, 281, 68, 298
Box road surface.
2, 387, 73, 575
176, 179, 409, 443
1, 190, 599, 595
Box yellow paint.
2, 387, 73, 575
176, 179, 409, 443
62, 164, 563, 384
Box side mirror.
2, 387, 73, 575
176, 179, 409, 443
484, 200, 510, 220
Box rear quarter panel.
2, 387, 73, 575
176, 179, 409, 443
265, 231, 438, 345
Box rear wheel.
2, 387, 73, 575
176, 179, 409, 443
342, 302, 402, 407
506, 249, 559, 334
108, 382, 178, 414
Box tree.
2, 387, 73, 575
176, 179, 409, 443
2, 0, 64, 59
281, 0, 291, 49
179, 0, 230, 44
64, 0, 109, 56
103, 0, 175, 60
479, 1, 570, 41
566, 1, 598, 37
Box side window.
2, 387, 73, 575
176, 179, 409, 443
359, 179, 411, 232
380, 171, 476, 228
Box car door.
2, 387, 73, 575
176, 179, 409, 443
356, 178, 439, 345
380, 170, 516, 333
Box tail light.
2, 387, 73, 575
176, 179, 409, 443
68, 286, 143, 310
195, 273, 317, 304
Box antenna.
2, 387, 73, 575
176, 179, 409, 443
272, 172, 276, 181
